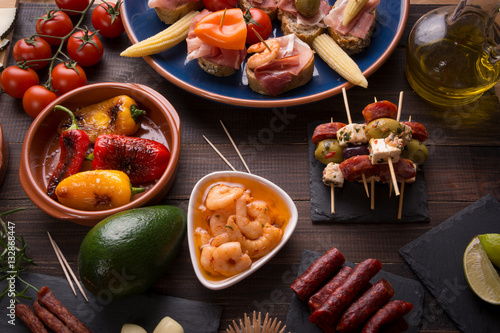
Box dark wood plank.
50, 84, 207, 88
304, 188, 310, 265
2, 3, 498, 332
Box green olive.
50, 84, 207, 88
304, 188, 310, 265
402, 139, 428, 164
295, 0, 320, 17
315, 139, 344, 165
366, 118, 405, 140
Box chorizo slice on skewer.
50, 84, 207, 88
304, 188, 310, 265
290, 247, 345, 302
401, 121, 428, 142
37, 286, 91, 333
312, 122, 348, 145
15, 303, 48, 333
362, 101, 398, 123
339, 155, 380, 182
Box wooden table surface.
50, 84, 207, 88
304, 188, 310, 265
1, 0, 499, 332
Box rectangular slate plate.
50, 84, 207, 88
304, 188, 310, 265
0, 272, 222, 333
285, 249, 424, 332
308, 120, 430, 223
399, 194, 500, 333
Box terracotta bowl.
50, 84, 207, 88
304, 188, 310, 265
187, 171, 298, 290
19, 83, 181, 227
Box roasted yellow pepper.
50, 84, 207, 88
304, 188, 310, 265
57, 95, 146, 143
55, 170, 145, 211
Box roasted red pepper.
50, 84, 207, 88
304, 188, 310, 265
47, 105, 90, 199
90, 134, 170, 184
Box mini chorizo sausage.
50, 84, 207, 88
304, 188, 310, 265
336, 278, 395, 333
362, 101, 398, 123
291, 247, 345, 302
361, 300, 414, 333
379, 158, 416, 183
312, 122, 348, 145
15, 303, 48, 333
37, 286, 91, 333
33, 300, 71, 333
309, 258, 383, 329
308, 265, 353, 313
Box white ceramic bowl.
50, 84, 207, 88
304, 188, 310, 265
187, 171, 298, 290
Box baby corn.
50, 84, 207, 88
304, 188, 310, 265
342, 0, 369, 26
312, 34, 368, 88
120, 10, 199, 57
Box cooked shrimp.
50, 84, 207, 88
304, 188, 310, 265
247, 40, 280, 69
200, 245, 220, 276
205, 184, 244, 211
195, 227, 211, 247
209, 208, 234, 236
212, 242, 252, 277
210, 215, 243, 247
235, 196, 266, 240
241, 224, 283, 259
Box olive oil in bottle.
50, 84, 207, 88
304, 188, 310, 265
405, 1, 500, 106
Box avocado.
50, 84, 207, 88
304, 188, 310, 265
78, 205, 186, 299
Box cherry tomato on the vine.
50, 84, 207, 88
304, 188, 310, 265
244, 8, 273, 45
55, 0, 90, 16
22, 85, 58, 118
0, 65, 39, 99
36, 10, 74, 46
202, 0, 238, 12
67, 30, 104, 67
51, 62, 87, 95
13, 37, 52, 70
92, 1, 124, 38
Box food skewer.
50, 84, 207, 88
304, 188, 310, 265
342, 87, 370, 197
220, 120, 251, 174
202, 135, 237, 171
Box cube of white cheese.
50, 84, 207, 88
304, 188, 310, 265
337, 123, 368, 146
369, 137, 403, 164
322, 162, 344, 187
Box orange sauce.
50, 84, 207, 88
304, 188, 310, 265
42, 115, 170, 194
193, 175, 292, 281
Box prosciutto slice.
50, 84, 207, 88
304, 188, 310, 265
252, 35, 313, 96
186, 10, 246, 69
148, 0, 200, 11
324, 0, 379, 39
277, 0, 331, 28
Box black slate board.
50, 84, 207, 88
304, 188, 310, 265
307, 120, 430, 223
285, 250, 424, 332
0, 272, 222, 333
399, 194, 500, 333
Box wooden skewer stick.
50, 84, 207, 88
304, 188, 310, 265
331, 184, 335, 214
370, 178, 375, 210
203, 135, 237, 171
47, 232, 88, 302
396, 91, 403, 122
220, 120, 251, 174
342, 87, 369, 196
387, 157, 400, 196
397, 181, 405, 220
251, 27, 271, 52
342, 87, 352, 125
47, 232, 76, 296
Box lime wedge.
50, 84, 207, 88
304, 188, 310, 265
463, 236, 500, 305
478, 233, 500, 268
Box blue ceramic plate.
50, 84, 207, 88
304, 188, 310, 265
122, 0, 409, 107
